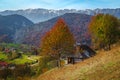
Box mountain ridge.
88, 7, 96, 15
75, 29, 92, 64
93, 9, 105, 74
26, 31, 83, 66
0, 8, 120, 23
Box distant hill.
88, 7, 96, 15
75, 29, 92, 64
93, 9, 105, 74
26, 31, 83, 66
0, 14, 34, 43
14, 13, 92, 46
0, 8, 120, 23
36, 44, 120, 80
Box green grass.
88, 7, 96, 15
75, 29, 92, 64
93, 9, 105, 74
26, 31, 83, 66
0, 52, 40, 64
8, 55, 33, 64
0, 52, 7, 61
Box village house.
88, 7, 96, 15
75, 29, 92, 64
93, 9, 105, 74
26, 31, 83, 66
61, 43, 96, 65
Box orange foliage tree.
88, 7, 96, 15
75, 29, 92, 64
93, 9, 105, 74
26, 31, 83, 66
40, 18, 75, 67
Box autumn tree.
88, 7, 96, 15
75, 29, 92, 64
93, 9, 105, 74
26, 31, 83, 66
89, 14, 120, 50
40, 18, 75, 67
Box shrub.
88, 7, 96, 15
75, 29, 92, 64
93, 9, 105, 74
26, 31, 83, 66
0, 68, 12, 80
36, 56, 54, 74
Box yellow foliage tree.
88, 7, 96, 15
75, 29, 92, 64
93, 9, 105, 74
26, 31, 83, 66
89, 14, 120, 50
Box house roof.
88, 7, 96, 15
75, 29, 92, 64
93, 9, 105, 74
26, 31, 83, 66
77, 45, 96, 54
61, 44, 96, 58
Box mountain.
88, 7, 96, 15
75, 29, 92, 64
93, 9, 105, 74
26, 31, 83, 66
0, 9, 77, 23
0, 14, 34, 43
14, 13, 92, 46
0, 8, 120, 23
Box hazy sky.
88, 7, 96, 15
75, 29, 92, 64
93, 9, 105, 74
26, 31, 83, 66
0, 0, 120, 11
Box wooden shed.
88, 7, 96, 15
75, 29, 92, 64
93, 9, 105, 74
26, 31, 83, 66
61, 44, 96, 64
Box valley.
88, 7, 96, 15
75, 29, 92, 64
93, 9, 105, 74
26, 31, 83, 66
0, 7, 120, 80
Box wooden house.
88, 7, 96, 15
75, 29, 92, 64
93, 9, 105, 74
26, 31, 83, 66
61, 44, 96, 64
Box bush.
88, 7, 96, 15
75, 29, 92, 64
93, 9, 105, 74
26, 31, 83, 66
13, 64, 32, 78
0, 68, 12, 80
47, 60, 58, 68
36, 56, 55, 74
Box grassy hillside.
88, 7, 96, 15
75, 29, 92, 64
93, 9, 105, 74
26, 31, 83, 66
36, 45, 120, 80
0, 52, 39, 64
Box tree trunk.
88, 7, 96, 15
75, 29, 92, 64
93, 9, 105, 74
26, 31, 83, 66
108, 43, 111, 50
57, 53, 61, 68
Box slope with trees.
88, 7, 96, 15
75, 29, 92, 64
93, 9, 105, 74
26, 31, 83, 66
0, 14, 34, 43
15, 13, 91, 46
37, 44, 120, 80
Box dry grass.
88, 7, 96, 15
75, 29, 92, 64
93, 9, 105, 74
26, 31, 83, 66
36, 45, 120, 80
